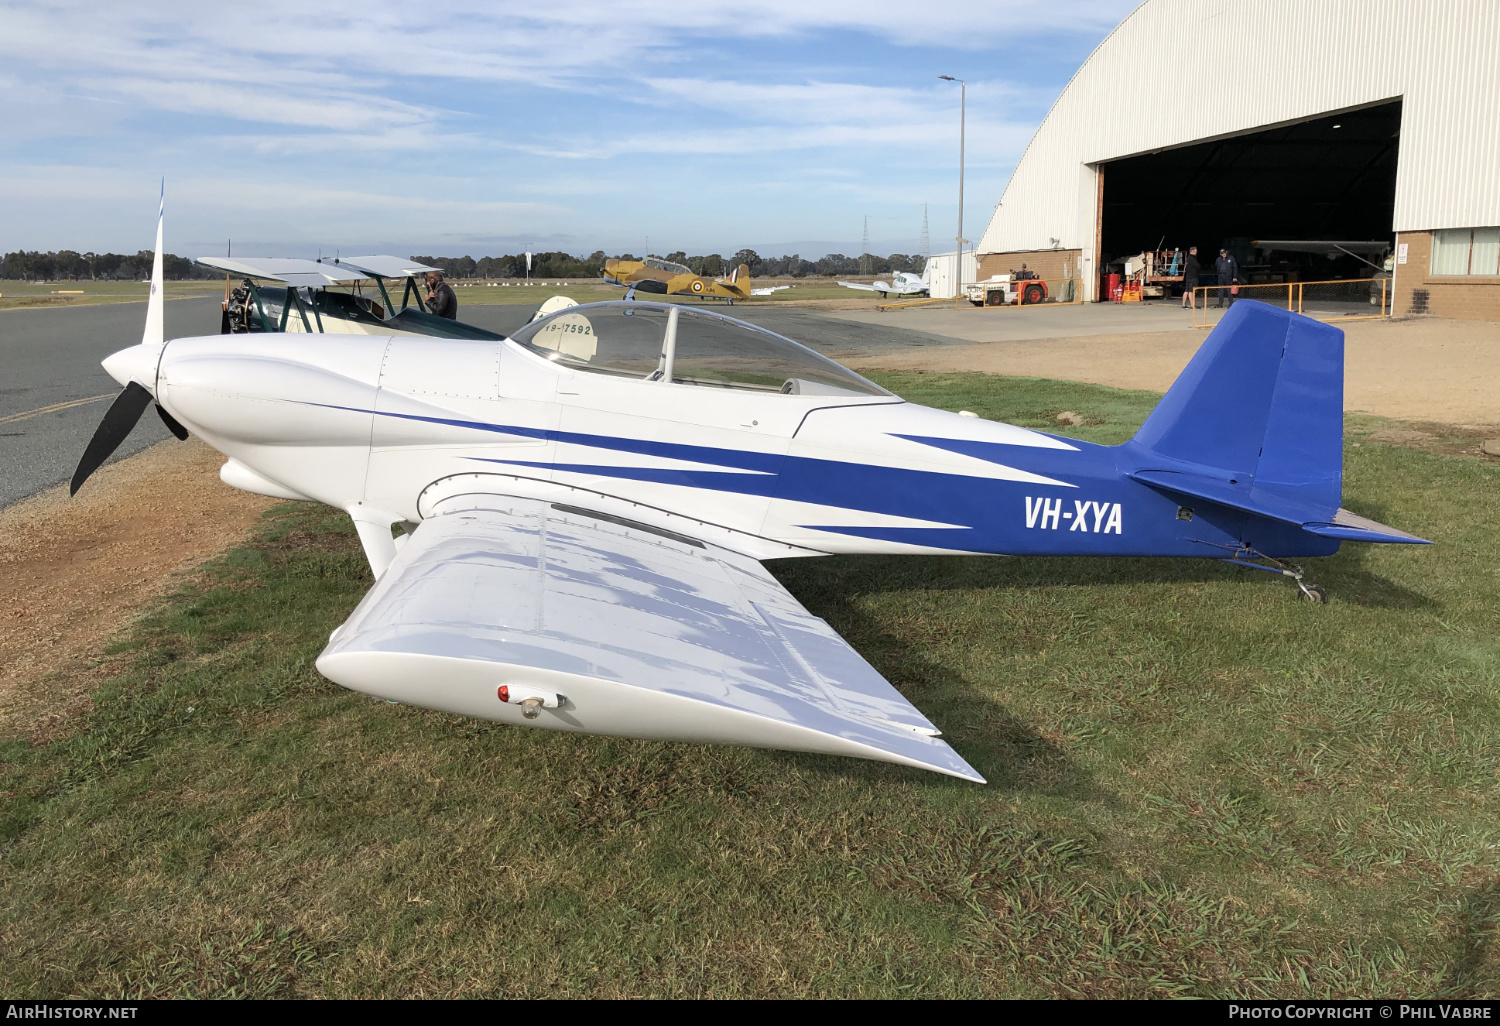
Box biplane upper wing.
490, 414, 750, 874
197, 256, 367, 288
332, 256, 443, 279
317, 494, 984, 782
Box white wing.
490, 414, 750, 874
750, 285, 791, 296
196, 256, 366, 288
334, 255, 443, 279
318, 495, 983, 781
835, 281, 880, 292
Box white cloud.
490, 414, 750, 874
0, 0, 1138, 252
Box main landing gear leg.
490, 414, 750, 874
1219, 549, 1327, 603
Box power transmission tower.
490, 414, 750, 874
860, 216, 870, 276
920, 204, 930, 259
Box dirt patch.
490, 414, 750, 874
0, 440, 275, 743
847, 317, 1500, 428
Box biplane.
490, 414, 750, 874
197, 254, 503, 341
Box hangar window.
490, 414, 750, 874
508, 301, 889, 396
1432, 228, 1500, 276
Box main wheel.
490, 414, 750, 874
1024, 284, 1044, 305
1297, 584, 1328, 604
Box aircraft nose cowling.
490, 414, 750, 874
156, 334, 385, 447
102, 343, 164, 392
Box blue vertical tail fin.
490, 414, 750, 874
1124, 301, 1427, 545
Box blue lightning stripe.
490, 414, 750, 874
300, 401, 1111, 550
311, 403, 784, 473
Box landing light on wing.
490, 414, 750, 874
498, 684, 568, 719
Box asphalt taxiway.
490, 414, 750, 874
0, 297, 223, 509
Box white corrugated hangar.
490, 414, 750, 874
976, 0, 1500, 319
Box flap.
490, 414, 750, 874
317, 495, 982, 781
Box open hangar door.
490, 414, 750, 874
1098, 100, 1402, 294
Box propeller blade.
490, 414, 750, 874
70, 382, 154, 495
156, 404, 189, 440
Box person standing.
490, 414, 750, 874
1181, 246, 1200, 309
425, 270, 458, 319
1214, 248, 1239, 308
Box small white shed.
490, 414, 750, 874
923, 250, 978, 300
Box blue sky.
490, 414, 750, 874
0, 0, 1140, 260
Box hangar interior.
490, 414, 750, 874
1099, 100, 1403, 283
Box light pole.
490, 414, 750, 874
939, 75, 966, 294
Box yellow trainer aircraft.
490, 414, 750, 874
603, 256, 754, 302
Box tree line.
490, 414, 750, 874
412, 249, 928, 280
3, 247, 929, 282
1, 250, 221, 281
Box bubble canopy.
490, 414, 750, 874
508, 301, 891, 398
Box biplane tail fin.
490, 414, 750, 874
1125, 301, 1428, 545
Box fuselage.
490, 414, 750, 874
112, 313, 1331, 566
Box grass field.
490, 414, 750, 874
0, 280, 225, 311
2, 373, 1496, 998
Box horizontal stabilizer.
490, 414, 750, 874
1302, 508, 1431, 545
1132, 470, 1429, 545
1131, 469, 1323, 525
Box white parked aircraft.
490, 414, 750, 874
837, 268, 930, 298
74, 201, 1426, 783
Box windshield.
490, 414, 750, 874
508, 302, 890, 397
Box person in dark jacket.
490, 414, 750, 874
425, 271, 458, 319
1181, 246, 1200, 309
1214, 248, 1239, 308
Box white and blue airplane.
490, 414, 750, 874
72, 203, 1427, 783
